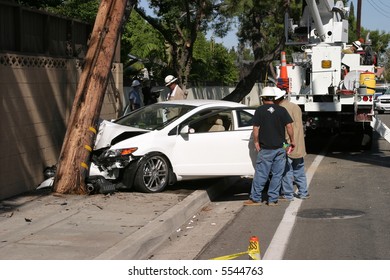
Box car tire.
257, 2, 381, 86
133, 153, 170, 193
378, 110, 384, 114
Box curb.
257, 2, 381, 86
94, 177, 239, 260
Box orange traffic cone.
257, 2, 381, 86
248, 236, 261, 260
277, 51, 289, 91
280, 51, 288, 78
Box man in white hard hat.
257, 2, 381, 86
129, 79, 142, 111
342, 40, 363, 54
244, 87, 295, 206
274, 87, 310, 201
164, 75, 186, 100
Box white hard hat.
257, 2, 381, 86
352, 40, 362, 50
132, 80, 141, 87
261, 86, 277, 97
274, 87, 286, 100
165, 75, 178, 86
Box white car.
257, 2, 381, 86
375, 87, 390, 114
89, 99, 257, 193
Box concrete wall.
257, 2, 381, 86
187, 85, 261, 107
0, 53, 123, 200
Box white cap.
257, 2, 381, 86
274, 87, 286, 100
165, 75, 178, 86
132, 80, 141, 87
261, 86, 277, 97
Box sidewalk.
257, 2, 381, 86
0, 177, 237, 260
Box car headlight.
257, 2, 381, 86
102, 147, 138, 158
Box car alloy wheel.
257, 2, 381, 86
134, 154, 170, 193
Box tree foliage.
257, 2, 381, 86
45, 0, 99, 23
134, 0, 231, 90
191, 33, 238, 85
122, 10, 166, 81
347, 0, 357, 43
15, 0, 63, 9
222, 0, 289, 102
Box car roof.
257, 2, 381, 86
158, 99, 247, 108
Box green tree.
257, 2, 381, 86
191, 33, 238, 85
347, 0, 357, 43
45, 0, 100, 23
16, 0, 63, 9
360, 30, 390, 55
384, 49, 390, 82
191, 33, 213, 83
209, 43, 238, 84
122, 10, 166, 81
222, 0, 289, 102
30, 0, 237, 85
135, 0, 230, 90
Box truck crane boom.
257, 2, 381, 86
280, 0, 377, 149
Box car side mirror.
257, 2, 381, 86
180, 125, 195, 134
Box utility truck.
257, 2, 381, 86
281, 0, 377, 147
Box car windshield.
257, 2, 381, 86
376, 86, 390, 94
115, 103, 195, 130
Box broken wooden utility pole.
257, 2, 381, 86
53, 0, 130, 194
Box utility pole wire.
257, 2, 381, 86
367, 0, 390, 19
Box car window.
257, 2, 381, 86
375, 86, 389, 99
376, 87, 388, 94
237, 110, 254, 127
184, 110, 225, 133
172, 108, 234, 134
115, 103, 195, 130
188, 108, 253, 132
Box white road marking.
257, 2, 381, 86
263, 138, 333, 260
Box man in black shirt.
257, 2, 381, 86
244, 87, 295, 206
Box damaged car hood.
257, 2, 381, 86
94, 120, 149, 150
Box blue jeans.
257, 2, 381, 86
250, 148, 286, 203
281, 157, 308, 198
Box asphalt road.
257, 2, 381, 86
151, 113, 390, 260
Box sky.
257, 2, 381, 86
351, 0, 390, 33
139, 1, 390, 50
